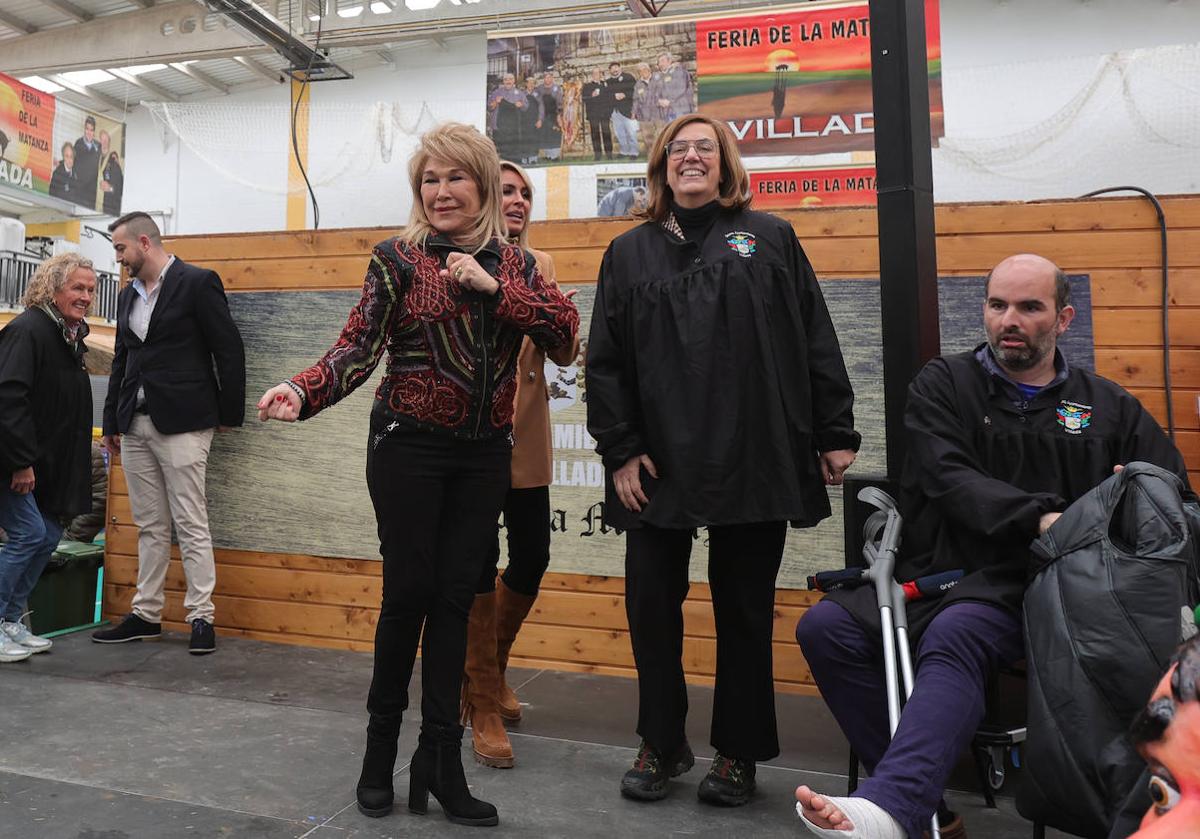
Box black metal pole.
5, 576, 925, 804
869, 0, 941, 478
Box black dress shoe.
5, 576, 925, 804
188, 619, 216, 655
92, 613, 161, 644
620, 738, 695, 801
697, 753, 756, 806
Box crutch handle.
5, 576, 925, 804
857, 485, 899, 514
901, 570, 965, 601
807, 567, 869, 592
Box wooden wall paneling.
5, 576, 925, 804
1126, 389, 1200, 431
1092, 308, 1200, 347
104, 195, 1198, 691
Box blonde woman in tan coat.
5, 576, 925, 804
461, 161, 581, 769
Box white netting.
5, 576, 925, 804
932, 42, 1200, 200
145, 100, 438, 195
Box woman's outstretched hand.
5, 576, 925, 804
257, 384, 301, 422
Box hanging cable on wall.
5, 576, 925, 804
1079, 186, 1174, 440
290, 0, 322, 229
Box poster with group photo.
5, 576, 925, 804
0, 70, 127, 215
486, 0, 941, 167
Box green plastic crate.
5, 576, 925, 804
28, 541, 105, 636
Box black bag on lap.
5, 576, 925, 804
1018, 462, 1193, 838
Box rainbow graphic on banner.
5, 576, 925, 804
0, 74, 56, 192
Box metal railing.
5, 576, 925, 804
0, 250, 120, 323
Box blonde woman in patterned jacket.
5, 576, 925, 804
257, 124, 578, 828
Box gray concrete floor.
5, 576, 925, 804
0, 630, 1067, 838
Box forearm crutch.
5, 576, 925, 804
858, 486, 941, 839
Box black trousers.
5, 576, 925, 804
477, 485, 551, 596
365, 431, 510, 728
625, 520, 786, 762
588, 116, 613, 157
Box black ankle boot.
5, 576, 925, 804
408, 723, 499, 826
356, 713, 402, 817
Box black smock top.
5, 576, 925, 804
585, 206, 860, 531
828, 348, 1192, 638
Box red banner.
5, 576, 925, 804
697, 0, 942, 156
750, 166, 876, 209
0, 74, 56, 192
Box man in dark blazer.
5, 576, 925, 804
94, 211, 245, 655
73, 115, 101, 210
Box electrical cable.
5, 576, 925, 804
289, 0, 321, 229
1078, 186, 1173, 440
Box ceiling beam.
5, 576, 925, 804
168, 61, 230, 94
233, 55, 284, 84
0, 8, 38, 35
47, 74, 132, 112
39, 0, 93, 24
109, 67, 179, 101
0, 2, 262, 77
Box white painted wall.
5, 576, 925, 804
120, 2, 1200, 234
123, 34, 486, 235
933, 0, 1200, 200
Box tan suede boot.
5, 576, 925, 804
494, 576, 537, 723
461, 592, 514, 768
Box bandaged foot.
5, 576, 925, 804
795, 785, 905, 838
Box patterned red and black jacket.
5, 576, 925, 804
291, 234, 579, 442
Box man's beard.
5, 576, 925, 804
989, 330, 1049, 372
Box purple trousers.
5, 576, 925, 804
796, 599, 1023, 838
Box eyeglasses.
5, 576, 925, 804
665, 139, 718, 159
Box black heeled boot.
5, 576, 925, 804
356, 713, 403, 817
408, 722, 499, 826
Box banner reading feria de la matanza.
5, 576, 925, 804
696, 0, 942, 155
750, 165, 877, 209
485, 0, 941, 166
0, 70, 127, 215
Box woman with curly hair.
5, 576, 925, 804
0, 253, 96, 663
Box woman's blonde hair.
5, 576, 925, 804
23, 252, 95, 314
499, 160, 534, 249
637, 113, 751, 224
402, 122, 506, 253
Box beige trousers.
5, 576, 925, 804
122, 414, 216, 624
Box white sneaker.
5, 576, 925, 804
1, 618, 52, 653
0, 633, 32, 662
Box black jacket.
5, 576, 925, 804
73, 137, 100, 208
49, 163, 78, 202
0, 307, 92, 516
582, 80, 613, 122
586, 208, 859, 531
605, 72, 636, 118
103, 258, 246, 436
829, 349, 1191, 636
1019, 462, 1193, 838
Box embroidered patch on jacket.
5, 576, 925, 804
725, 231, 756, 258
1056, 400, 1093, 434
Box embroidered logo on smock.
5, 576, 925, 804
1056, 400, 1092, 434
725, 231, 756, 258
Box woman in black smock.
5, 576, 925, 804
585, 113, 860, 806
